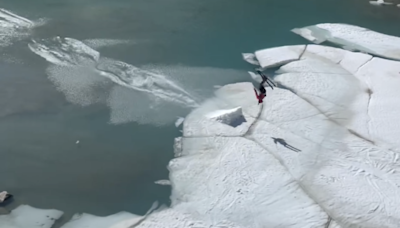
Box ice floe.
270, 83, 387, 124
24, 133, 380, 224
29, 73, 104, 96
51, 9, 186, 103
292, 23, 400, 60
255, 45, 306, 68
0, 205, 63, 228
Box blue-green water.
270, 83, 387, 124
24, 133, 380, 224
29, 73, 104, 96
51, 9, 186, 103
0, 0, 399, 223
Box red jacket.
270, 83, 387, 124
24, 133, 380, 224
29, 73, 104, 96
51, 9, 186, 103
254, 88, 266, 104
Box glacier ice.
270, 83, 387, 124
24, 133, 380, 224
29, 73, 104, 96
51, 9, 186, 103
0, 205, 63, 228
292, 23, 400, 60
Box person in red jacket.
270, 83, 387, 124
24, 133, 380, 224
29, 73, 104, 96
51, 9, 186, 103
254, 82, 267, 104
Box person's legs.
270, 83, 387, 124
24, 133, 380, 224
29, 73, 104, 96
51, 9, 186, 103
259, 85, 266, 94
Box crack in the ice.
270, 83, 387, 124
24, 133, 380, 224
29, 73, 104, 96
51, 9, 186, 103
298, 44, 308, 60
366, 89, 372, 138
324, 216, 332, 228
355, 56, 373, 75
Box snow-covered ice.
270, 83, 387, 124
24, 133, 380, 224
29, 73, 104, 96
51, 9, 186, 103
0, 205, 63, 228
292, 23, 400, 60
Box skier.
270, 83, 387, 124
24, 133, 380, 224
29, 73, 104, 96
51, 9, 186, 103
254, 83, 266, 104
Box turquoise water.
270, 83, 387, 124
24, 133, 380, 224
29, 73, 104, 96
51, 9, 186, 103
0, 0, 399, 224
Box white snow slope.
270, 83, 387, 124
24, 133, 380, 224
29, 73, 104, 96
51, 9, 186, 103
3, 24, 400, 228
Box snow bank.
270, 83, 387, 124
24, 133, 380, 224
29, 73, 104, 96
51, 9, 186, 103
0, 205, 63, 228
292, 23, 400, 60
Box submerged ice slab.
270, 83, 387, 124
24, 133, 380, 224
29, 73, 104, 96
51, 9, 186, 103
292, 23, 400, 60
0, 205, 63, 228
255, 45, 306, 68
29, 37, 199, 125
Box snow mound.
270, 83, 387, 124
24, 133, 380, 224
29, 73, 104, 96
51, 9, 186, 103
61, 212, 140, 228
29, 37, 198, 125
205, 107, 245, 127
255, 45, 306, 68
183, 82, 260, 137
292, 23, 400, 60
0, 205, 63, 228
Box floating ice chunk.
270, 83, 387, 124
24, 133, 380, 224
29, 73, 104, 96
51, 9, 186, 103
205, 107, 245, 127
154, 180, 171, 185
175, 117, 185, 127
61, 212, 140, 228
369, 0, 393, 6
241, 53, 260, 65
29, 37, 199, 125
292, 23, 400, 60
29, 37, 100, 66
254, 45, 306, 68
0, 205, 63, 228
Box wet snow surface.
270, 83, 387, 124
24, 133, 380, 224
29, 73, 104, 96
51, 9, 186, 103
2, 14, 400, 228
